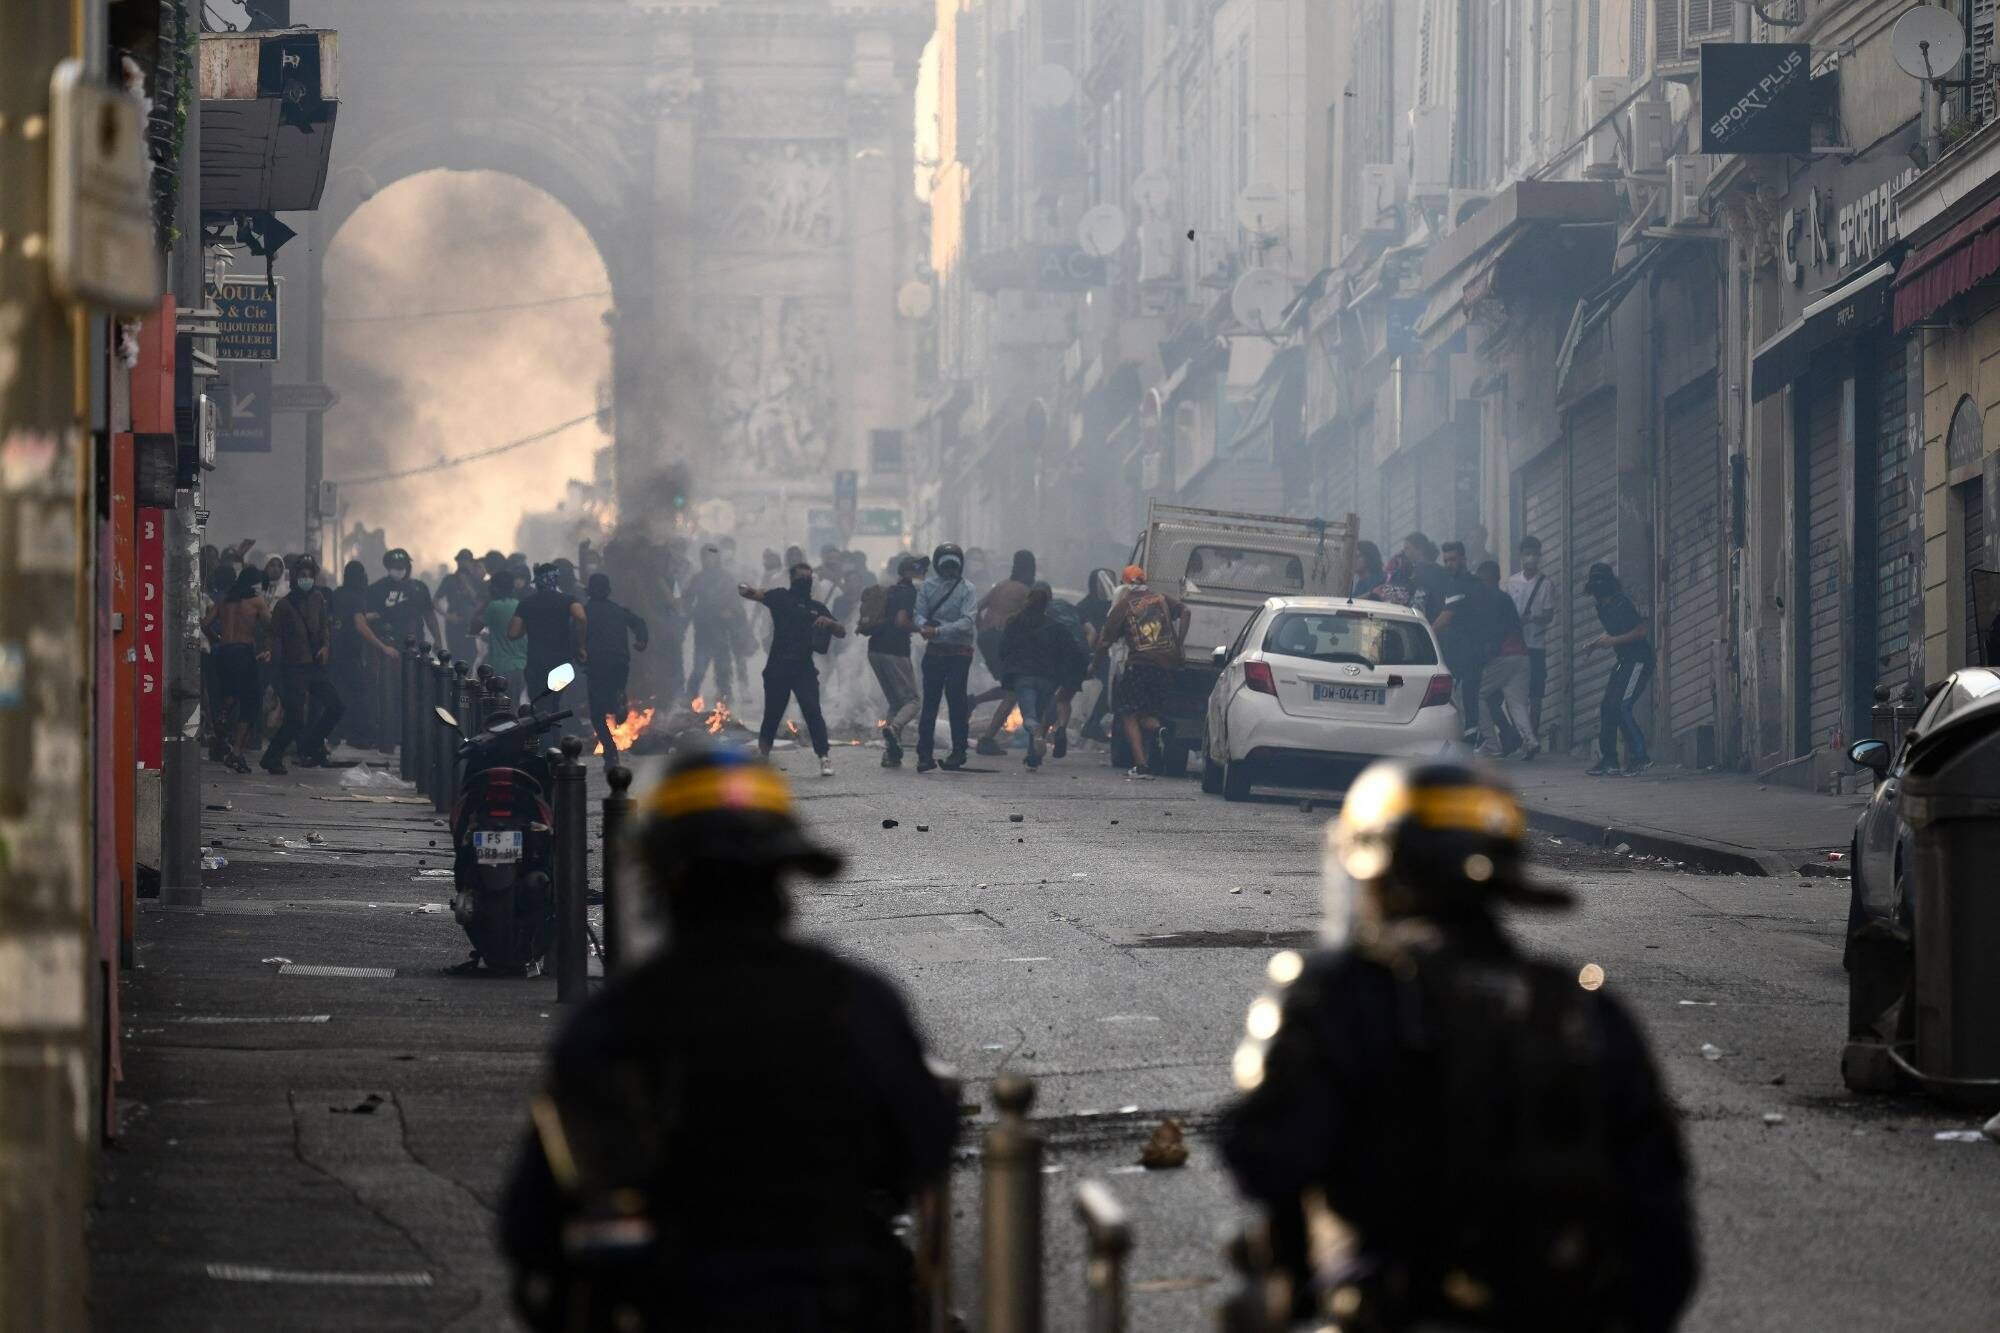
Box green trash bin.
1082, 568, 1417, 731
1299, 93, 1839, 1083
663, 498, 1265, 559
1898, 695, 2000, 1108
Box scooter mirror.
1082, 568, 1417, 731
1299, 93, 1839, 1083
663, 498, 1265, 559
545, 663, 576, 694
434, 705, 460, 730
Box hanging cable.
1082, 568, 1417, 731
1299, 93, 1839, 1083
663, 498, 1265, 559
330, 412, 599, 487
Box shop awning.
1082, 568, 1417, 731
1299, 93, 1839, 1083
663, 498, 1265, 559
1751, 262, 1895, 401
1893, 193, 2000, 332
1553, 243, 1667, 397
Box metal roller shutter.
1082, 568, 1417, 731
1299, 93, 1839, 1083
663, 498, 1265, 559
1567, 394, 1620, 756
1965, 478, 1988, 665
1322, 432, 1358, 529
1873, 340, 1915, 691
1662, 378, 1721, 746
1520, 443, 1568, 750
1801, 374, 1846, 752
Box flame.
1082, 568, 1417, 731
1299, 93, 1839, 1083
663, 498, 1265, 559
594, 705, 656, 755
706, 700, 731, 734
1000, 706, 1023, 733
690, 696, 706, 713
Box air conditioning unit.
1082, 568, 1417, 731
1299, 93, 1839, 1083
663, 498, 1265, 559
1444, 188, 1493, 234
1359, 163, 1407, 234
1583, 76, 1628, 178
1411, 104, 1451, 203
1628, 100, 1671, 174
1195, 231, 1236, 288
1667, 154, 1711, 227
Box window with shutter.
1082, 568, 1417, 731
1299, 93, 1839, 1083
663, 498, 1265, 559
1656, 0, 1683, 70
1685, 0, 1732, 41
1971, 0, 1998, 127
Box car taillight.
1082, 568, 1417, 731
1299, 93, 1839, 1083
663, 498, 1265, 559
1244, 661, 1277, 696
1420, 673, 1455, 707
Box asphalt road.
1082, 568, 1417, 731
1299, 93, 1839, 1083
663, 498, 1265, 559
91, 736, 2000, 1330
772, 738, 2000, 1333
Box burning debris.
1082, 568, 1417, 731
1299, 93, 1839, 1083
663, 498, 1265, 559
617, 697, 751, 756
593, 706, 657, 757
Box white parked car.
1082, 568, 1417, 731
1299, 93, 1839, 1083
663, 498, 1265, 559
1200, 597, 1462, 801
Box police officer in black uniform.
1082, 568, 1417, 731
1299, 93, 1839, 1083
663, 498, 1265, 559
1219, 759, 1698, 1332
499, 748, 958, 1332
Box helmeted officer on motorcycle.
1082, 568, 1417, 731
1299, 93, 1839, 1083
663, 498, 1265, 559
499, 746, 958, 1331
1219, 759, 1698, 1332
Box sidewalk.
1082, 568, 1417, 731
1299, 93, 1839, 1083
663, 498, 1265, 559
1505, 754, 1868, 875
89, 751, 606, 1330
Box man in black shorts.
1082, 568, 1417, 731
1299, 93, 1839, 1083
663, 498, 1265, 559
1089, 564, 1189, 778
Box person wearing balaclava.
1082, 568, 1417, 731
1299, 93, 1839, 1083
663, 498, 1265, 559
738, 561, 845, 778
508, 563, 588, 730
262, 555, 343, 772
913, 544, 978, 771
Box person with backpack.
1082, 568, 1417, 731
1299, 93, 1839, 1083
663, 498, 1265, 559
996, 584, 1087, 770
861, 557, 922, 767
1041, 588, 1093, 759
1220, 759, 1697, 1331
1088, 564, 1189, 778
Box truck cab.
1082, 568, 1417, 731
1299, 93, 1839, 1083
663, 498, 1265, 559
1114, 503, 1356, 773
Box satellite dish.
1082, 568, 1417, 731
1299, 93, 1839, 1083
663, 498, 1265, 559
1132, 170, 1173, 215
1031, 64, 1076, 109
896, 280, 935, 320
1236, 182, 1286, 237
1892, 5, 1967, 81
1077, 204, 1128, 258
1231, 268, 1294, 333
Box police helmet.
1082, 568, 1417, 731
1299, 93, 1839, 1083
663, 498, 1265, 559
636, 747, 843, 889
1322, 759, 1567, 944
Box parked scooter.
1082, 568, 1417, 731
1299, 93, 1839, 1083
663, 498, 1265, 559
434, 664, 576, 975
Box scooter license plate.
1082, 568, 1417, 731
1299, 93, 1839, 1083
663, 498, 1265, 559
474, 831, 523, 864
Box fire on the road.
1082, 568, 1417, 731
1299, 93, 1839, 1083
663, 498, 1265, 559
594, 706, 657, 755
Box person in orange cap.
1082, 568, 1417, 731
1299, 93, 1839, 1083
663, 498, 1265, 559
1090, 563, 1190, 777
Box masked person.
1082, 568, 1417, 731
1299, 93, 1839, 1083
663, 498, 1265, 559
262, 555, 343, 773
500, 749, 957, 1332
913, 543, 977, 772
510, 564, 588, 723
865, 557, 923, 767
739, 562, 845, 778
367, 547, 443, 652
1220, 760, 1697, 1332
1089, 564, 1189, 779
683, 545, 738, 705
584, 573, 650, 770
1583, 563, 1655, 777
438, 547, 489, 665
972, 549, 1036, 754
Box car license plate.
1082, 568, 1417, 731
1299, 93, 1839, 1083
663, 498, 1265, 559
1312, 683, 1385, 705
473, 831, 523, 864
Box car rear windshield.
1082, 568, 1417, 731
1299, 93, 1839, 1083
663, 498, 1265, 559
1261, 611, 1437, 666
1186, 546, 1305, 593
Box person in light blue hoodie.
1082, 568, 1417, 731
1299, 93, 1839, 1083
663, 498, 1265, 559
913, 543, 978, 772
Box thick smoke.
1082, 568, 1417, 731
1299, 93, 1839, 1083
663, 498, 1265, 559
324, 169, 612, 570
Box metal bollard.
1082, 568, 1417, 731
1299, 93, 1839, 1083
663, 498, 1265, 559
449, 660, 473, 804
399, 638, 420, 780
914, 1074, 962, 1333
553, 735, 589, 1003
483, 674, 513, 729
429, 651, 453, 808
600, 766, 635, 974
416, 652, 439, 800
1215, 1223, 1285, 1333
982, 1074, 1043, 1333
1074, 1181, 1130, 1333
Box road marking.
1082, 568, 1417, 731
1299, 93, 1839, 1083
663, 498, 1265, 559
277, 964, 397, 979
1097, 1014, 1161, 1023
1001, 956, 1052, 963
174, 1015, 330, 1024
205, 1263, 433, 1287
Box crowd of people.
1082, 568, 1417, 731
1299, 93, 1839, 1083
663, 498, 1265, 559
197, 518, 1658, 784
1349, 528, 1656, 777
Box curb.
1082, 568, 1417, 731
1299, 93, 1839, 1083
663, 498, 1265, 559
1521, 805, 1797, 878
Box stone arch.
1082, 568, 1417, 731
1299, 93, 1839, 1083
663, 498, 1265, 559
317, 114, 661, 490
1948, 394, 1984, 473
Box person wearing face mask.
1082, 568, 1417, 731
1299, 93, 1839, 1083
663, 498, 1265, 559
739, 562, 845, 778
263, 556, 343, 773
912, 544, 978, 772
367, 547, 443, 654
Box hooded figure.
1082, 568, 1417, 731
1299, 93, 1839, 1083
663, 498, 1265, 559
1220, 759, 1696, 1333
912, 544, 979, 770
500, 749, 957, 1333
